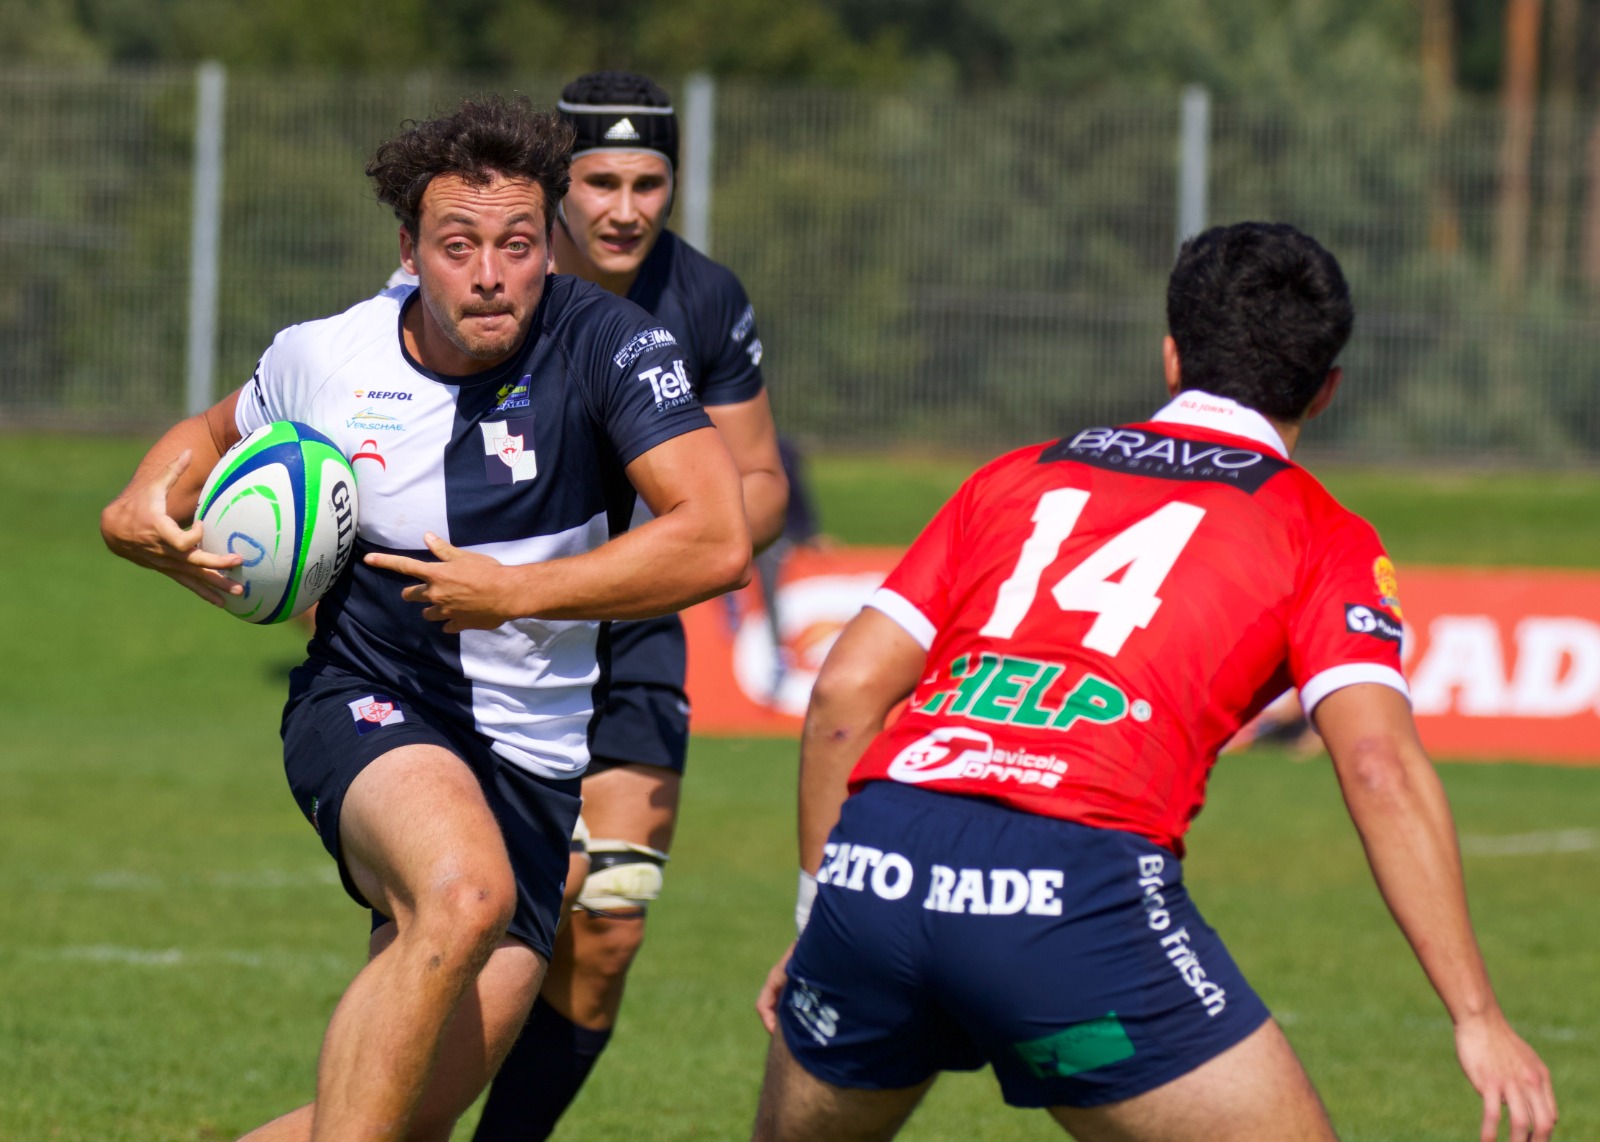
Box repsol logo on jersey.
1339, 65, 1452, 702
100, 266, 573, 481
354, 389, 413, 401
1042, 427, 1290, 492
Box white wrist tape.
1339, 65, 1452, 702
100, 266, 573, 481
795, 870, 818, 935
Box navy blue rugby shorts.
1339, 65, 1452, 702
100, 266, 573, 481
588, 615, 691, 774
280, 660, 582, 960
778, 781, 1271, 1108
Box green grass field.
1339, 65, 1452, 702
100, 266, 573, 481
1, 436, 1596, 1140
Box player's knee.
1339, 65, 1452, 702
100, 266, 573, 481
415, 869, 517, 961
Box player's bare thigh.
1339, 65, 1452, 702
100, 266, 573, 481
579, 762, 681, 853
1048, 1020, 1337, 1142
753, 1026, 933, 1142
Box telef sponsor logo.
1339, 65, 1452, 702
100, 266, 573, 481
640, 360, 694, 409
888, 727, 996, 785
347, 694, 405, 736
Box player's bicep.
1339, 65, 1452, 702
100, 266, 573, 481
704, 393, 781, 481
624, 426, 744, 525
813, 607, 928, 716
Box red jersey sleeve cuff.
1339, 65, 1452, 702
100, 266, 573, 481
867, 587, 937, 651
1299, 663, 1410, 716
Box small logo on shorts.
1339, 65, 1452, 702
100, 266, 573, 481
787, 977, 840, 1046
348, 695, 405, 735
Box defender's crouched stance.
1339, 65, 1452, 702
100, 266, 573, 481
753, 225, 1555, 1142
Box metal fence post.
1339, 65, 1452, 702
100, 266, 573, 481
186, 61, 226, 416
1177, 84, 1210, 251
682, 72, 716, 255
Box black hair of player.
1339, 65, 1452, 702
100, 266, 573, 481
561, 70, 673, 111
1166, 222, 1354, 422
367, 95, 575, 239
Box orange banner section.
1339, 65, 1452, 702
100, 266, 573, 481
684, 553, 1600, 764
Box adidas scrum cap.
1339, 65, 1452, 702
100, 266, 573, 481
558, 71, 679, 171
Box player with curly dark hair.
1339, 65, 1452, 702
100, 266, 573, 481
102, 93, 751, 1140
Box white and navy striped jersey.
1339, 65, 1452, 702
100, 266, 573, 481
236, 276, 712, 779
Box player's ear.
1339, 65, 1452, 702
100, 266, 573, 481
399, 225, 419, 277
1162, 336, 1182, 396
1304, 366, 1343, 421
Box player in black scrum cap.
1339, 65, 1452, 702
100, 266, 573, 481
469, 72, 788, 1141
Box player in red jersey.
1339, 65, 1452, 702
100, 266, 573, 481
752, 223, 1557, 1141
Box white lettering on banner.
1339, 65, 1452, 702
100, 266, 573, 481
1510, 618, 1600, 716
1409, 617, 1509, 716
1409, 615, 1600, 718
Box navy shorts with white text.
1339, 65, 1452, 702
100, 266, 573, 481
779, 781, 1271, 1108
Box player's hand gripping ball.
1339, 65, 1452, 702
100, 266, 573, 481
196, 421, 359, 623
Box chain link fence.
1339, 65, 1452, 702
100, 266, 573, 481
5, 67, 1600, 463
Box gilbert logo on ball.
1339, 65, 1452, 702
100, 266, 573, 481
196, 421, 359, 623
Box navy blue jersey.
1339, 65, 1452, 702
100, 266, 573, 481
627, 230, 764, 409
237, 276, 712, 778
603, 231, 768, 698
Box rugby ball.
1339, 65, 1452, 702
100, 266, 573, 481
196, 421, 359, 623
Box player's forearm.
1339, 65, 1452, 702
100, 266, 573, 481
504, 503, 750, 621
1336, 738, 1500, 1024
108, 415, 222, 526
742, 467, 789, 554
795, 610, 924, 871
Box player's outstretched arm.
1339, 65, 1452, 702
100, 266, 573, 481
367, 426, 750, 629
705, 392, 788, 552
756, 607, 925, 1032
100, 392, 245, 606
1314, 683, 1558, 1142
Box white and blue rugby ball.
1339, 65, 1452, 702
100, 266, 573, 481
196, 421, 359, 624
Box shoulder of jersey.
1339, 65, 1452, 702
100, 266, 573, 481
658, 230, 747, 301
268, 291, 402, 373
547, 273, 662, 337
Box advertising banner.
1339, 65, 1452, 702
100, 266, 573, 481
684, 551, 1600, 765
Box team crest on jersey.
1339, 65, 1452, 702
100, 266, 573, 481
481, 417, 537, 484
348, 695, 405, 735
1373, 556, 1403, 618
